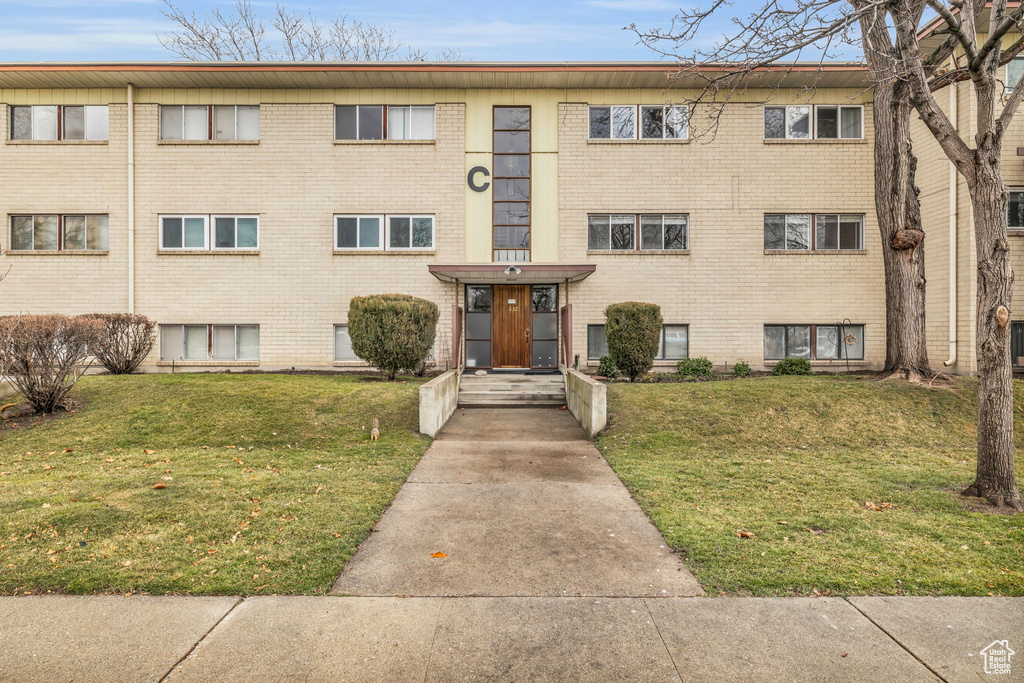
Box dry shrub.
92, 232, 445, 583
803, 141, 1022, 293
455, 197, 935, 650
0, 314, 103, 413
84, 313, 156, 375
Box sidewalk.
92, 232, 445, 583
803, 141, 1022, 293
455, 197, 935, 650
1, 408, 1021, 681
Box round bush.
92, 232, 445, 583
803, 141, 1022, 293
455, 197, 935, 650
771, 357, 812, 376
597, 355, 619, 379
604, 302, 662, 382
733, 361, 752, 377
347, 294, 439, 380
677, 356, 713, 377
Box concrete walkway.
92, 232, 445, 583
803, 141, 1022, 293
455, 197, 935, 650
330, 408, 703, 597
1, 408, 1022, 681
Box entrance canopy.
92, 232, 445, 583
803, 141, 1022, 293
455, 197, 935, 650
428, 263, 596, 284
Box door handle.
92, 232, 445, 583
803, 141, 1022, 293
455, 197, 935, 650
525, 329, 530, 338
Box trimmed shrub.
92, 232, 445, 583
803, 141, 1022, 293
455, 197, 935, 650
772, 357, 813, 376
347, 294, 439, 380
677, 356, 713, 378
733, 361, 752, 377
0, 314, 103, 413
597, 355, 619, 379
84, 313, 156, 375
604, 302, 662, 382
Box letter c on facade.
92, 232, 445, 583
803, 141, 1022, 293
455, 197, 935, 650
468, 166, 490, 192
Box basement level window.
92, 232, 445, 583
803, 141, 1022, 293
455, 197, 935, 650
160, 324, 259, 361
10, 105, 108, 141
587, 324, 689, 361
334, 325, 361, 361
764, 324, 864, 360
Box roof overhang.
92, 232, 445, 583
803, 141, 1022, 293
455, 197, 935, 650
428, 264, 596, 284
0, 60, 872, 90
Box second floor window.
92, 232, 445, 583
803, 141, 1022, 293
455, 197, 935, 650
764, 214, 863, 251
335, 214, 434, 250
589, 105, 688, 140
10, 105, 108, 141
10, 214, 109, 251
588, 214, 688, 251
764, 105, 863, 140
1009, 189, 1024, 228
334, 105, 435, 140
159, 105, 259, 141
160, 214, 259, 250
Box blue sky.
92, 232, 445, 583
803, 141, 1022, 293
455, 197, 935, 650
0, 0, 723, 62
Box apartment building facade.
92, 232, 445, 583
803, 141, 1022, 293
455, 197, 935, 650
0, 62, 890, 373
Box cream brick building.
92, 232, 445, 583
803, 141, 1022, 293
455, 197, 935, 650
0, 61, 945, 374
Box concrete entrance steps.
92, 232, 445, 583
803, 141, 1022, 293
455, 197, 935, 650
457, 372, 566, 408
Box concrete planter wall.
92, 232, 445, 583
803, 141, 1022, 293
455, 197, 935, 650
419, 369, 460, 437
566, 368, 607, 438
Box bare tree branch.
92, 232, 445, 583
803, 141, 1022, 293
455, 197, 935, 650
160, 0, 468, 62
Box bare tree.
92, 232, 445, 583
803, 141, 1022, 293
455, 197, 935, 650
632, 0, 1022, 510
159, 0, 466, 61
85, 313, 156, 375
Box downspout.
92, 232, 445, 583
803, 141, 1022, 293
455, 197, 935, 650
943, 83, 958, 367
127, 83, 136, 314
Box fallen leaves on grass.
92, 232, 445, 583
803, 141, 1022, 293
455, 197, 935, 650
736, 531, 754, 539
430, 552, 447, 558
864, 501, 893, 512
152, 482, 167, 490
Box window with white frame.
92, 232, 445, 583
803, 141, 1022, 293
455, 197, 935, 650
10, 105, 108, 141
764, 324, 864, 361
1009, 188, 1024, 229
160, 214, 259, 251
160, 324, 260, 361
334, 105, 435, 140
588, 324, 689, 360
159, 105, 259, 141
588, 214, 688, 251
1008, 58, 1024, 93
335, 214, 434, 250
9, 214, 109, 251
589, 105, 688, 140
764, 214, 863, 251
334, 324, 360, 361
764, 105, 863, 140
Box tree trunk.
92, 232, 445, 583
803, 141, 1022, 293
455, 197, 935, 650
965, 163, 1024, 509
872, 80, 933, 380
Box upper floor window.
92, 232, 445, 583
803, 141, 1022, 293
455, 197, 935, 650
9, 214, 109, 251
1009, 188, 1024, 229
159, 105, 259, 141
160, 214, 259, 251
589, 105, 688, 140
335, 214, 434, 250
764, 324, 864, 361
1008, 58, 1024, 93
588, 214, 688, 251
764, 105, 862, 140
10, 105, 108, 141
334, 105, 435, 140
764, 214, 863, 251
160, 324, 260, 361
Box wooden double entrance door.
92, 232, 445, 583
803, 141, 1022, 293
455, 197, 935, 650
492, 284, 531, 368
465, 283, 559, 370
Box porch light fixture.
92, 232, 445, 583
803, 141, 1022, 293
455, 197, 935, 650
503, 265, 522, 278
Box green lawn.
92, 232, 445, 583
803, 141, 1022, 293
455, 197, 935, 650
0, 373, 429, 596
598, 375, 1024, 597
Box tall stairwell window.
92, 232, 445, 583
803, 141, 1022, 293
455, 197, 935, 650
493, 106, 531, 262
